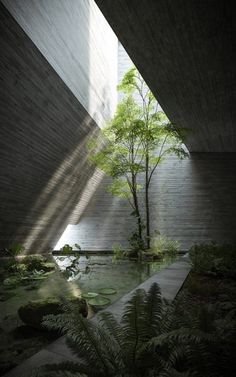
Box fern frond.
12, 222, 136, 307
64, 314, 115, 374
43, 313, 69, 333
121, 288, 147, 367
144, 282, 163, 338
145, 328, 215, 355
98, 311, 123, 348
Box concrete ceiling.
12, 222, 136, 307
95, 0, 235, 152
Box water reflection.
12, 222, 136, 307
53, 255, 176, 304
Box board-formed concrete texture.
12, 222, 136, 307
1, 0, 236, 253
0, 1, 117, 252
55, 44, 236, 252
2, 0, 118, 127
95, 0, 236, 152
55, 153, 236, 251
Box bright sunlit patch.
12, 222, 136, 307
20, 126, 104, 252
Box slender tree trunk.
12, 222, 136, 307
145, 155, 150, 249
145, 183, 150, 249
133, 189, 143, 241
131, 174, 143, 246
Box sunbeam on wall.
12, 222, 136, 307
19, 127, 104, 252
0, 0, 118, 252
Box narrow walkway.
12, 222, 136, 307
4, 254, 190, 377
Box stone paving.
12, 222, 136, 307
4, 254, 190, 377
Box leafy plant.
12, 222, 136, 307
60, 243, 81, 255
150, 232, 179, 256
128, 231, 145, 255
37, 283, 211, 377
189, 242, 236, 277
7, 243, 25, 257
2, 243, 26, 278
186, 274, 220, 297
112, 243, 125, 260
22, 255, 46, 272
88, 67, 188, 251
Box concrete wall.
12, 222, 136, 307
56, 153, 236, 252
56, 46, 236, 251
0, 1, 117, 252
2, 0, 118, 127
95, 0, 236, 152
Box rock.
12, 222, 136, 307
3, 276, 20, 288
18, 297, 88, 329
41, 262, 55, 272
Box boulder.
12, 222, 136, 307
18, 297, 88, 329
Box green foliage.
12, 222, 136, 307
89, 66, 188, 251
60, 243, 81, 255
186, 274, 220, 297
189, 242, 236, 277
22, 255, 46, 272
3, 276, 21, 288
112, 243, 125, 260
150, 233, 179, 256
128, 231, 145, 254
173, 288, 236, 377
7, 243, 25, 257
3, 243, 25, 269
18, 297, 87, 330
37, 283, 217, 377
108, 179, 134, 200
1, 243, 25, 279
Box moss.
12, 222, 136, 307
18, 297, 88, 330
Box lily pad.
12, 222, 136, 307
82, 292, 99, 299
98, 288, 117, 295
87, 296, 110, 307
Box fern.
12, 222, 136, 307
98, 311, 123, 348
121, 288, 148, 370
34, 282, 234, 377
144, 282, 163, 338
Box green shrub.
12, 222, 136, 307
189, 242, 236, 277
150, 233, 179, 256
60, 243, 81, 255
112, 243, 125, 260
8, 243, 25, 257
186, 274, 220, 297
23, 255, 46, 272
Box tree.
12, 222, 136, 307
118, 68, 188, 248
88, 94, 146, 248
88, 67, 188, 250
